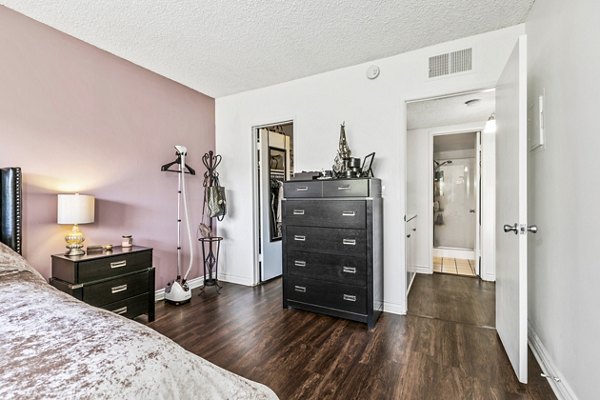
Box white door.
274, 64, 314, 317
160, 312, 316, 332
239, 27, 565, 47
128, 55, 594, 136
259, 128, 282, 281
495, 35, 530, 383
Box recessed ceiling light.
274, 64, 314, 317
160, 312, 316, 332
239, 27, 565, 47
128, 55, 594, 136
465, 98, 481, 106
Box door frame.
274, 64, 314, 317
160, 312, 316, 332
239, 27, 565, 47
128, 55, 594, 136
428, 128, 482, 274
250, 118, 295, 285
404, 87, 497, 294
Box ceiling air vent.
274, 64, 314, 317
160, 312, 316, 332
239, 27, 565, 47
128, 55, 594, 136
429, 48, 472, 78
429, 53, 449, 78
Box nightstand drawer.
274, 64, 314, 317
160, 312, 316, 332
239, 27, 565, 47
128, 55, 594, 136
83, 269, 151, 307
286, 250, 367, 286
78, 250, 152, 282
285, 226, 366, 256
285, 277, 367, 315
284, 200, 366, 229
102, 293, 149, 319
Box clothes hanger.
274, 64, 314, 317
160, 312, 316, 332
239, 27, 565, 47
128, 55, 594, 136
161, 155, 196, 175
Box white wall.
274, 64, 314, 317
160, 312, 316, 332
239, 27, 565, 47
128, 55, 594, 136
526, 0, 600, 398
407, 123, 496, 281
216, 25, 524, 313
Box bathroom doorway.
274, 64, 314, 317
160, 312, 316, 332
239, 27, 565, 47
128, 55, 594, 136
405, 88, 497, 289
432, 131, 480, 277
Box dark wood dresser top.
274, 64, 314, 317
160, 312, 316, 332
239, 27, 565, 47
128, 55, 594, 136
51, 245, 151, 262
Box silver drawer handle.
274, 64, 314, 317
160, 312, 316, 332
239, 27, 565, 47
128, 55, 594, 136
293, 209, 305, 215
111, 284, 128, 294
112, 306, 128, 315
110, 260, 127, 269
296, 186, 309, 191
294, 285, 306, 293
294, 260, 306, 267
342, 266, 356, 274
294, 235, 306, 241
342, 211, 356, 217
343, 239, 356, 246
338, 185, 351, 191
343, 294, 357, 302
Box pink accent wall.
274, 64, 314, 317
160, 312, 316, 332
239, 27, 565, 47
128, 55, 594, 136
0, 6, 215, 290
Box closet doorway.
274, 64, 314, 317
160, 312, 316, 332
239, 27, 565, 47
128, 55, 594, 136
255, 122, 294, 282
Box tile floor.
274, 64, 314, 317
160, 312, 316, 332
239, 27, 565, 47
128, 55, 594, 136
433, 256, 477, 277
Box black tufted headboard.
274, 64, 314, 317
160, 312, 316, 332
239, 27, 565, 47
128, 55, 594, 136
0, 167, 22, 254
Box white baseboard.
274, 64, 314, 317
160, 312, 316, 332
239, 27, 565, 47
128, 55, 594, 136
528, 326, 578, 400
481, 272, 496, 282
407, 273, 417, 295
154, 276, 205, 302
218, 272, 254, 286
383, 301, 406, 315
415, 265, 432, 274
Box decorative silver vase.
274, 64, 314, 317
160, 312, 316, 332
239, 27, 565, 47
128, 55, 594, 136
332, 122, 351, 177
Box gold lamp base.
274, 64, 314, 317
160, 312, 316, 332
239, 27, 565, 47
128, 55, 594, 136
65, 224, 85, 256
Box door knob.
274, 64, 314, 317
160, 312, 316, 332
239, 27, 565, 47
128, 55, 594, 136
503, 223, 518, 235
469, 209, 476, 213
527, 225, 538, 234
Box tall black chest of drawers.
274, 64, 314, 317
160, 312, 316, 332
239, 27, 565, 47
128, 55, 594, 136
282, 178, 383, 328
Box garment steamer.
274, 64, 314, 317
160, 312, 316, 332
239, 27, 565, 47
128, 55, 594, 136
164, 145, 195, 305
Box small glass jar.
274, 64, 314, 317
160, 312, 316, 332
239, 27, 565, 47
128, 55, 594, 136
122, 235, 133, 248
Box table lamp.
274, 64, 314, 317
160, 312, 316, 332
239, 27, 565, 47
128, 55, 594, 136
57, 193, 95, 256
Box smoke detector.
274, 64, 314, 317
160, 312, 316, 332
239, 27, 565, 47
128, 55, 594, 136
366, 65, 380, 80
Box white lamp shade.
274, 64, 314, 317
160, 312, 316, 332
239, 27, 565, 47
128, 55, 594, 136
57, 194, 95, 225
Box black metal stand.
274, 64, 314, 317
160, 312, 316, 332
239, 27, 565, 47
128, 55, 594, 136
202, 151, 223, 228
198, 236, 223, 294
199, 151, 224, 295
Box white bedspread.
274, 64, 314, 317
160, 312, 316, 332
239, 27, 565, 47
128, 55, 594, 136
0, 243, 278, 400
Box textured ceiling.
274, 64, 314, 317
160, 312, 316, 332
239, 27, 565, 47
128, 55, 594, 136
407, 90, 495, 130
1, 1, 534, 97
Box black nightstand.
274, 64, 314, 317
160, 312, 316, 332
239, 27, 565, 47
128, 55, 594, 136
49, 246, 155, 322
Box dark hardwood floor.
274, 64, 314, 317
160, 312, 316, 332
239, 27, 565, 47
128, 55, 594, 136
408, 273, 496, 327
148, 276, 555, 400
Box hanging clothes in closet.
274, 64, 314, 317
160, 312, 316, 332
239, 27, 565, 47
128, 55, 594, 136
269, 177, 284, 239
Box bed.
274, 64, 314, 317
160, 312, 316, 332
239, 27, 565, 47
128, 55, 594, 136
0, 167, 278, 400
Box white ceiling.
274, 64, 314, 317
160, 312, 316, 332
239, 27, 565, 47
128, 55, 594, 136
407, 90, 495, 130
1, 1, 534, 98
